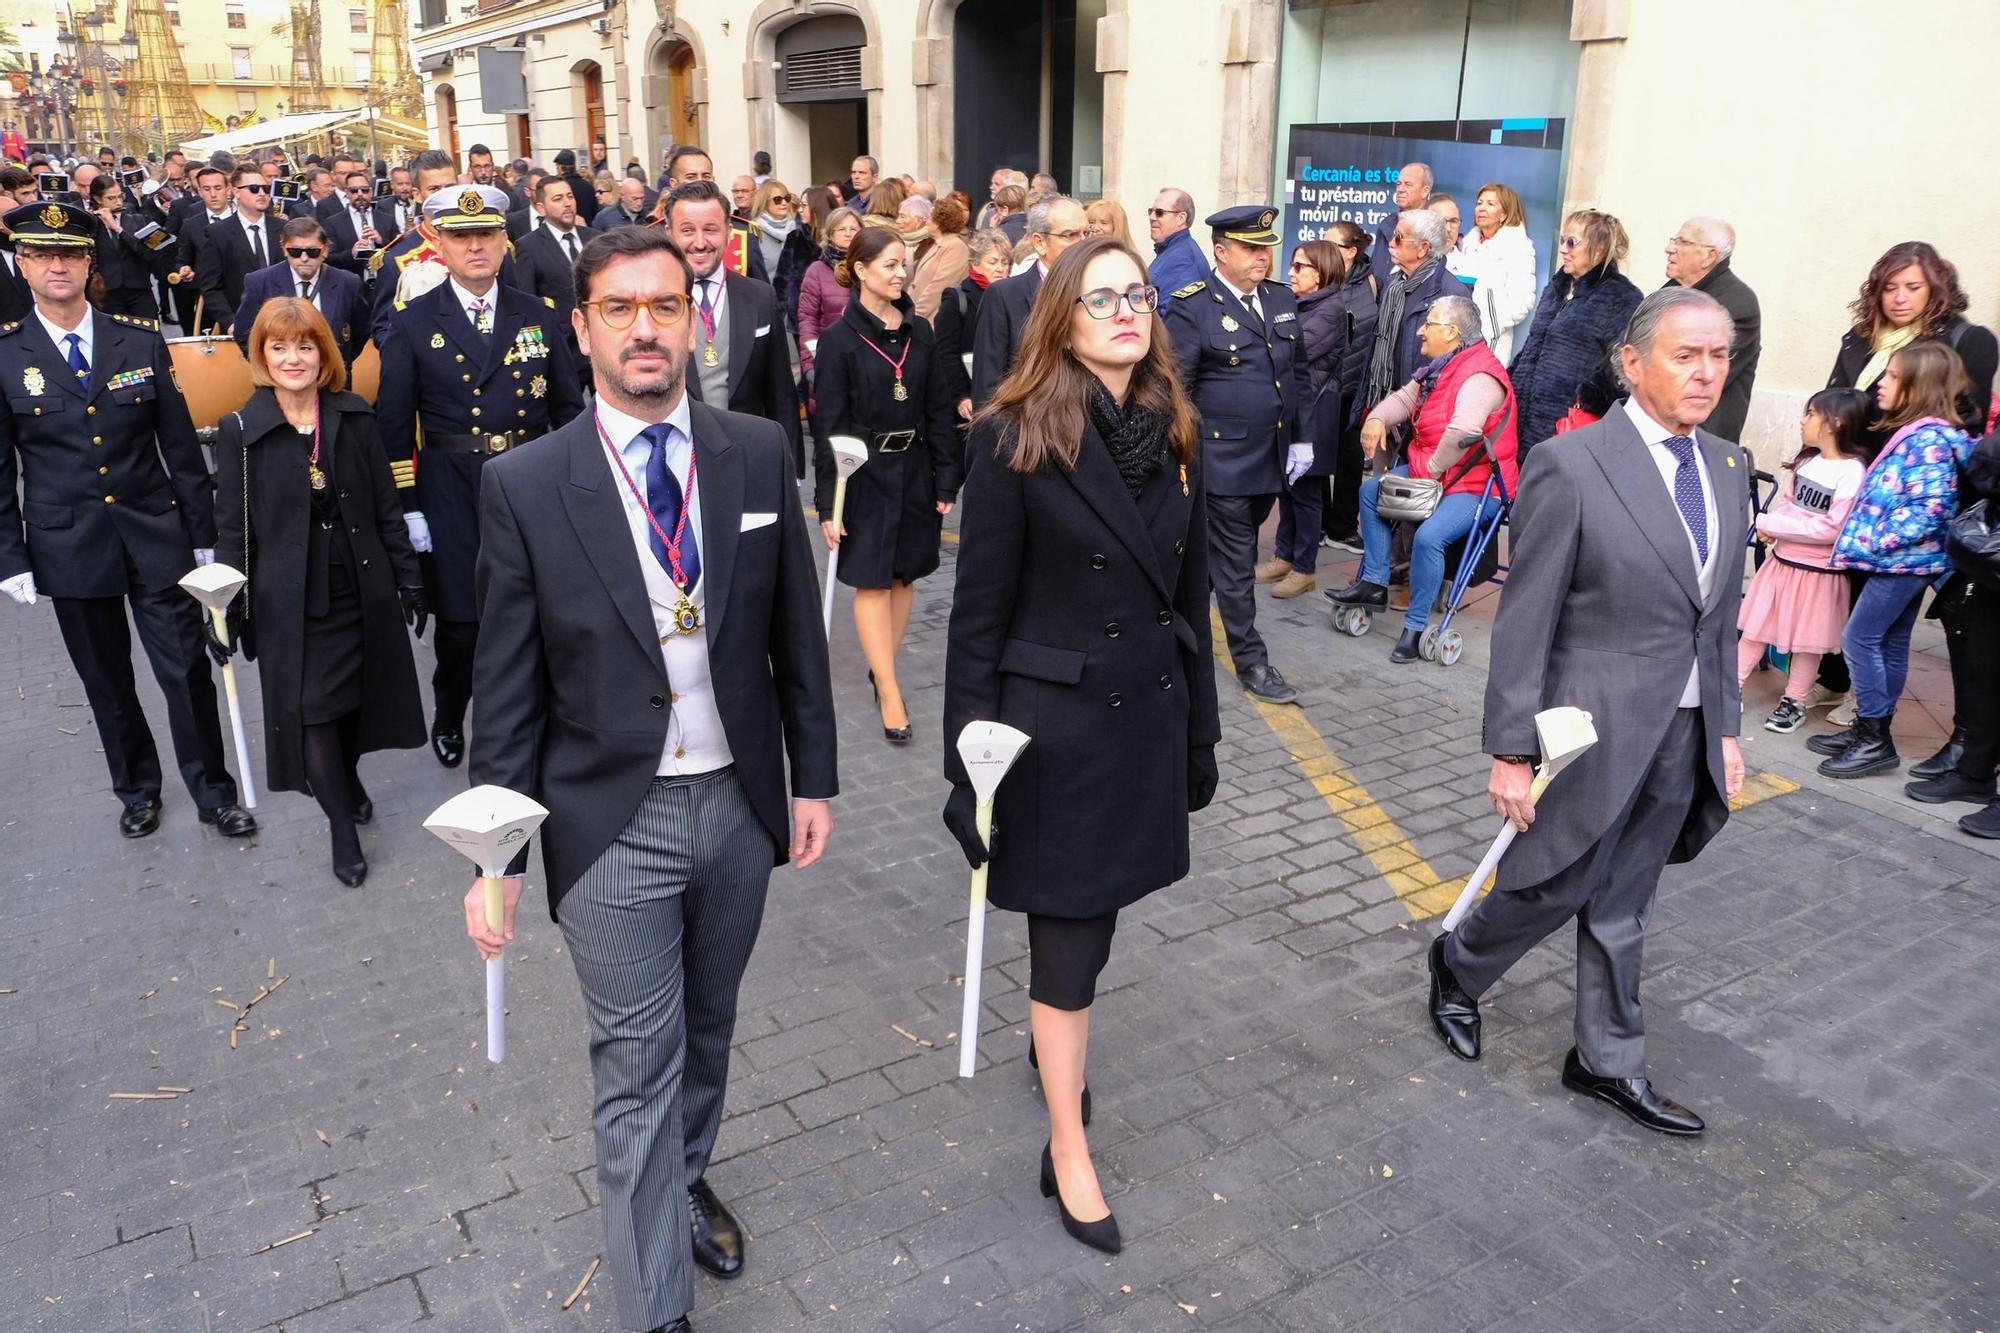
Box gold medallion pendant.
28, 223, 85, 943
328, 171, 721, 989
309, 465, 328, 491
892, 379, 908, 402
702, 345, 719, 367
672, 594, 700, 635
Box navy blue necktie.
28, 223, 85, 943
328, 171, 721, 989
1663, 435, 1708, 565
642, 422, 700, 590
64, 333, 89, 389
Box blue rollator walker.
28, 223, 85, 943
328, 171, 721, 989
1327, 437, 1514, 667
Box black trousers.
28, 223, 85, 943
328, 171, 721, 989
431, 618, 477, 733
1325, 417, 1366, 539
1207, 492, 1275, 672
1945, 584, 2000, 777
51, 589, 235, 808
1027, 911, 1119, 1011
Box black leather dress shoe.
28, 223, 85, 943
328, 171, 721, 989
1239, 663, 1298, 704
688, 1179, 743, 1279
1904, 770, 1996, 806
198, 804, 258, 837
119, 798, 163, 839
333, 858, 368, 888
1326, 578, 1389, 607
1908, 728, 1967, 779
1428, 935, 1481, 1060
1560, 1048, 1704, 1135
431, 729, 465, 768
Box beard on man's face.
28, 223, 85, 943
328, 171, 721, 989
596, 337, 685, 406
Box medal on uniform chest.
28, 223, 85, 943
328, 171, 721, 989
429, 332, 445, 349
597, 412, 703, 634
21, 366, 44, 396
1220, 314, 1240, 333
854, 328, 912, 407
702, 345, 719, 368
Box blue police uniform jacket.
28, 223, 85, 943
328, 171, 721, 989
1161, 274, 1311, 498
1150, 229, 1206, 310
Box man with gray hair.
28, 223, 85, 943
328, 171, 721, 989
969, 193, 1088, 405
1362, 208, 1454, 417
1661, 216, 1760, 442
1428, 285, 1748, 1137
1371, 161, 1433, 258
849, 154, 879, 198
1148, 186, 1204, 306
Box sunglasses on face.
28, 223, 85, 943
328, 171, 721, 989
239, 183, 269, 193
285, 246, 323, 258
1289, 259, 1316, 272
768, 194, 790, 205
1559, 235, 1583, 250
1146, 208, 1184, 218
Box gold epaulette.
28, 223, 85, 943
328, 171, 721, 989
541, 296, 555, 309
367, 247, 388, 275
393, 299, 407, 311
0, 320, 19, 336
389, 460, 416, 488
109, 312, 161, 331
1173, 280, 1206, 299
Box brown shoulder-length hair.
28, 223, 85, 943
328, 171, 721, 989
1876, 341, 1971, 434
247, 297, 346, 392
1294, 238, 1346, 290
1849, 241, 1970, 342
974, 235, 1197, 474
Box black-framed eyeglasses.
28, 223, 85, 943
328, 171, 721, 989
1075, 285, 1159, 319
582, 294, 692, 330
1039, 227, 1089, 243
285, 246, 324, 258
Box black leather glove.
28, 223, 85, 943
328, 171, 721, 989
200, 612, 235, 666
1188, 744, 1218, 813
400, 586, 428, 640
942, 782, 988, 869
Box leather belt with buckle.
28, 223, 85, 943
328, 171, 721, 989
426, 431, 519, 456
872, 429, 916, 454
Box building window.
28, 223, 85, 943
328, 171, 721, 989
353, 52, 372, 82
237, 90, 258, 113
418, 0, 445, 28
226, 4, 246, 29
350, 8, 366, 32
231, 47, 252, 79
166, 3, 179, 25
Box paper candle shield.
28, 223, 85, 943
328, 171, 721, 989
179, 562, 247, 612
424, 785, 551, 878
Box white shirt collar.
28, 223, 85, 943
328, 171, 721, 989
35, 306, 90, 362
1210, 265, 1259, 304
242, 213, 266, 236
447, 276, 497, 319
596, 392, 695, 476
1622, 395, 1685, 446
544, 219, 575, 240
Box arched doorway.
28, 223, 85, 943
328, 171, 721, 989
746, 0, 883, 192
435, 84, 459, 159
645, 36, 703, 166
572, 61, 606, 162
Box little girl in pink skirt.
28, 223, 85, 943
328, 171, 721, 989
1738, 388, 1874, 734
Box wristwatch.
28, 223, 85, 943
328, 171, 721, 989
1493, 754, 1537, 767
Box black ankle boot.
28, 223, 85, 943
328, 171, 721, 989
1390, 628, 1423, 663
1908, 728, 1968, 779
1806, 726, 1856, 756
1819, 715, 1899, 778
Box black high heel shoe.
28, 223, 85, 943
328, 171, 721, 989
1040, 1141, 1120, 1254
869, 670, 913, 745
1027, 1038, 1091, 1126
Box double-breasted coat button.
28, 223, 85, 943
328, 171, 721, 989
1157, 610, 1172, 626
86, 405, 97, 415
1090, 554, 1107, 570
91, 436, 101, 445
1105, 622, 1120, 638
97, 466, 108, 476
1107, 693, 1122, 708
649, 694, 666, 709
1159, 675, 1173, 690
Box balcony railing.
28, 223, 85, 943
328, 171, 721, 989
183, 62, 376, 90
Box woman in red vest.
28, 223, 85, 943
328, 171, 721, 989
1327, 292, 1520, 661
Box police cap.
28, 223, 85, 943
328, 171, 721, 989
3, 201, 96, 250
1205, 203, 1280, 247
424, 184, 512, 231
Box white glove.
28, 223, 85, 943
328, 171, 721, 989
0, 572, 36, 605
404, 511, 433, 554
193, 548, 215, 567
1285, 443, 1314, 485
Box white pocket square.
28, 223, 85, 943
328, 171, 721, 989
740, 511, 777, 532
754, 324, 771, 338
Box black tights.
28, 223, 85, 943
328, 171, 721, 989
303, 713, 367, 864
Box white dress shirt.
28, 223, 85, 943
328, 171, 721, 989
241, 215, 270, 264
290, 266, 322, 309
595, 393, 735, 776
692, 272, 728, 326
447, 276, 497, 330
36, 307, 92, 370
1623, 397, 1718, 708
348, 205, 375, 249
1210, 265, 1264, 324
544, 220, 582, 261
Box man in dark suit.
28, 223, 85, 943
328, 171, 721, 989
322, 171, 386, 278
1661, 216, 1759, 444
372, 166, 419, 241
663, 180, 804, 476
512, 174, 596, 368
1162, 204, 1312, 705
463, 224, 835, 1333
970, 194, 1088, 406
0, 202, 255, 840
465, 144, 525, 212
375, 184, 585, 767
231, 217, 368, 365
1430, 287, 1749, 1136
196, 166, 286, 333
552, 149, 598, 227
172, 165, 239, 332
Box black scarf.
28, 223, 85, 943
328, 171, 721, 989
1086, 377, 1169, 496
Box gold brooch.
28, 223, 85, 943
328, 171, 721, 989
430, 332, 445, 348
23, 366, 45, 395
529, 375, 547, 399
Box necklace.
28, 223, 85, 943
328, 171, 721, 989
853, 327, 912, 401
595, 413, 702, 634
304, 413, 326, 490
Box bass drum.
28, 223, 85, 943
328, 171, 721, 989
350, 342, 381, 404
166, 335, 252, 438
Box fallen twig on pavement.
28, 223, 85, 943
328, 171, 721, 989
563, 1257, 601, 1310
255, 1230, 314, 1253
891, 1024, 935, 1049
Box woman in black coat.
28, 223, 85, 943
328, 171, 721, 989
1506, 209, 1643, 450
214, 299, 426, 886
813, 225, 963, 744
943, 236, 1221, 1256
1264, 238, 1349, 596
1324, 221, 1378, 545
87, 176, 167, 319
932, 227, 1013, 464
1922, 427, 2000, 838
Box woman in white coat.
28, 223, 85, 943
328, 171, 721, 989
1451, 183, 1539, 364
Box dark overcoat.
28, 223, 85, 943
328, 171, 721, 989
214, 389, 425, 793
943, 417, 1222, 917
812, 294, 963, 588
1507, 262, 1643, 449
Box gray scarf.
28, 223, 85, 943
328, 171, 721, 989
753, 212, 795, 278
1367, 256, 1440, 409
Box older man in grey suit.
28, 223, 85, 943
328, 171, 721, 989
1428, 287, 1749, 1135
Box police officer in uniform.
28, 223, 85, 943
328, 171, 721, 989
1162, 204, 1312, 704
0, 201, 256, 838
375, 184, 584, 767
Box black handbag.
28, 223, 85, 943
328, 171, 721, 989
1946, 498, 2000, 591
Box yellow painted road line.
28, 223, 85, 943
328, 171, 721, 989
1729, 768, 1800, 811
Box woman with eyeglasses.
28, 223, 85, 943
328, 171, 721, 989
1262, 239, 1350, 597
943, 235, 1218, 1255
1505, 208, 1642, 452
747, 179, 815, 327
812, 225, 963, 744
213, 298, 427, 886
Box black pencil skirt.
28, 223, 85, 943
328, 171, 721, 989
1026, 910, 1120, 1011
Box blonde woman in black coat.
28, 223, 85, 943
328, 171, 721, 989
943, 236, 1221, 1254
814, 224, 963, 743
214, 299, 426, 886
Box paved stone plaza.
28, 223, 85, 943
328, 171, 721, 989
2, 528, 1996, 1332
